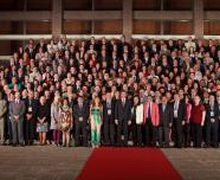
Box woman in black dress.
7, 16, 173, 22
37, 96, 50, 145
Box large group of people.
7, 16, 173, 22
1, 35, 220, 148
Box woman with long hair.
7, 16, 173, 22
58, 98, 72, 147
90, 96, 103, 148
50, 95, 61, 146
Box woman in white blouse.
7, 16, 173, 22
131, 96, 143, 146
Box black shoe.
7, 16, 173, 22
20, 143, 25, 147
12, 144, 17, 147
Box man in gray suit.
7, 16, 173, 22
9, 92, 26, 146
0, 92, 7, 145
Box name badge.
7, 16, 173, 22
107, 109, 112, 115
79, 117, 83, 121
210, 111, 214, 117
28, 107, 32, 112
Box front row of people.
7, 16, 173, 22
1, 90, 220, 148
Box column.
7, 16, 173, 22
123, 0, 133, 42
194, 0, 204, 39
52, 0, 62, 38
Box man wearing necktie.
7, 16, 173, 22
73, 96, 89, 146
25, 91, 38, 145
172, 93, 186, 148
115, 91, 132, 146
9, 92, 26, 146
103, 92, 115, 146
205, 94, 219, 148
158, 96, 173, 148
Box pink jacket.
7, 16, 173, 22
143, 102, 159, 126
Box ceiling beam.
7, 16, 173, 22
0, 11, 51, 21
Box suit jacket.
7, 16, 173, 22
115, 99, 132, 121
143, 102, 159, 126
205, 102, 219, 122
25, 98, 38, 119
0, 99, 7, 119
159, 103, 173, 127
103, 99, 115, 122
9, 100, 26, 121
73, 101, 89, 123
172, 101, 186, 122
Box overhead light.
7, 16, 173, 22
179, 20, 189, 22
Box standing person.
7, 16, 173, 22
36, 96, 50, 145
143, 95, 160, 147
183, 95, 192, 147
158, 96, 173, 148
9, 92, 26, 146
59, 98, 73, 147
25, 90, 38, 145
191, 95, 206, 148
131, 96, 143, 146
172, 93, 186, 148
90, 96, 103, 148
73, 96, 89, 147
205, 94, 219, 148
0, 92, 7, 145
115, 91, 132, 146
50, 95, 61, 146
103, 91, 115, 146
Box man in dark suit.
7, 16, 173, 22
172, 93, 186, 148
9, 92, 26, 146
73, 96, 89, 146
159, 96, 173, 148
115, 91, 132, 146
25, 90, 38, 145
103, 91, 115, 146
205, 94, 219, 148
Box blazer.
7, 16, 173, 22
159, 103, 173, 127
103, 99, 115, 122
73, 102, 89, 123
9, 100, 26, 121
25, 98, 38, 118
205, 102, 219, 122
172, 101, 186, 122
143, 102, 159, 126
115, 99, 132, 121
0, 99, 7, 119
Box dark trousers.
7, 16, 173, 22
192, 123, 202, 148
159, 126, 169, 147
75, 121, 87, 146
206, 121, 219, 147
25, 119, 35, 144
103, 118, 115, 145
183, 123, 191, 146
116, 120, 128, 146
136, 125, 142, 146
173, 119, 183, 147
129, 122, 137, 146
145, 119, 157, 146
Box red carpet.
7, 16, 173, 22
77, 147, 182, 180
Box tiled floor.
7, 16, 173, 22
1, 146, 220, 180
0, 146, 92, 180
163, 148, 220, 180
